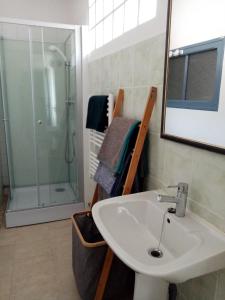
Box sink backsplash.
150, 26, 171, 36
86, 32, 225, 300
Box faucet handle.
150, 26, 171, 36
178, 182, 188, 194
167, 185, 178, 188
168, 183, 188, 193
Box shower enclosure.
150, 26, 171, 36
0, 21, 84, 227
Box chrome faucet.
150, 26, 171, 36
157, 183, 188, 217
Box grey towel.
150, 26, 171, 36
98, 185, 110, 201
94, 163, 116, 195
97, 117, 138, 172
96, 134, 149, 198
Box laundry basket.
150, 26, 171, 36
72, 211, 135, 300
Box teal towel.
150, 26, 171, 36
114, 120, 140, 174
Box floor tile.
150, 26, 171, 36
0, 245, 14, 276
0, 217, 81, 300
14, 238, 52, 260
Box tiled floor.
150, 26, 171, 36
0, 206, 81, 300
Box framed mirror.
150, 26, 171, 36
161, 0, 225, 154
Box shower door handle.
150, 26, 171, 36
37, 120, 43, 125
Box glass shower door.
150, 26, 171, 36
30, 26, 76, 208
0, 37, 14, 200
3, 23, 39, 211
29, 26, 51, 208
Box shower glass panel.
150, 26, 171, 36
0, 33, 15, 201
30, 26, 50, 208
32, 26, 77, 207
1, 23, 39, 210
0, 22, 80, 213
65, 32, 79, 197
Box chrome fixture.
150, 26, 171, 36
48, 44, 75, 163
48, 45, 67, 63
157, 183, 188, 217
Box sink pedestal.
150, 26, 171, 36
133, 273, 169, 300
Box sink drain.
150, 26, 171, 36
148, 248, 163, 258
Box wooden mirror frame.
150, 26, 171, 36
160, 0, 225, 155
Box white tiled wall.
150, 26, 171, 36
86, 33, 225, 300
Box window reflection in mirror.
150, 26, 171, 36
167, 38, 224, 111
162, 0, 225, 152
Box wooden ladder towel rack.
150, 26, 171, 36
92, 86, 157, 300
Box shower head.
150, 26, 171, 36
48, 45, 68, 63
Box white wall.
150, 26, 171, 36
71, 0, 89, 25
165, 0, 225, 147
0, 0, 88, 25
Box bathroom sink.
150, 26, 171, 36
93, 191, 225, 300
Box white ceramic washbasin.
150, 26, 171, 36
93, 191, 225, 300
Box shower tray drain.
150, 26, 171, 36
148, 248, 163, 258
55, 188, 66, 192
